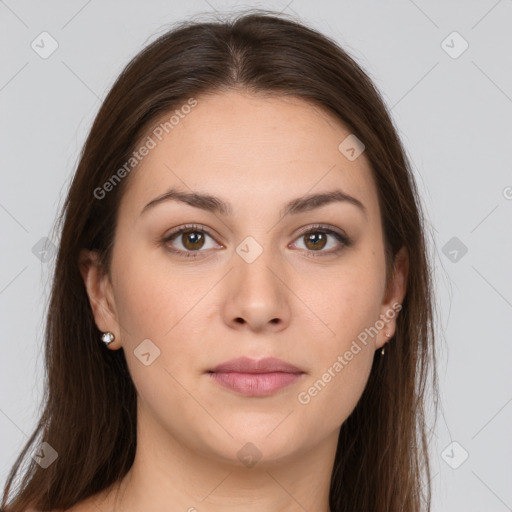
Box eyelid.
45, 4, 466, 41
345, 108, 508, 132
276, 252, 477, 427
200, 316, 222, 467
163, 223, 217, 240
293, 223, 348, 240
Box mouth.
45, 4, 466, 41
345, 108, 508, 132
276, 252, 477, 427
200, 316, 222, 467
206, 357, 305, 397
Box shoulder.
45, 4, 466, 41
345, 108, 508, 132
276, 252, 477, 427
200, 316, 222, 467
63, 496, 111, 512
21, 483, 117, 512
23, 494, 110, 512
68, 488, 116, 512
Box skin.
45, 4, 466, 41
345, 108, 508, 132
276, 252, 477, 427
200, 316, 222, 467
77, 90, 408, 512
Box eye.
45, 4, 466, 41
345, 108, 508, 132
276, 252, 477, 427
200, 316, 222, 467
162, 224, 221, 258
290, 224, 351, 257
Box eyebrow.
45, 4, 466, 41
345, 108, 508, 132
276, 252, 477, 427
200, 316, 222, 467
140, 187, 367, 219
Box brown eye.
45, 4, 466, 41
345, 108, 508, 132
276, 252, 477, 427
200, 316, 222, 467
162, 224, 221, 258
303, 232, 328, 251
291, 226, 350, 257
181, 230, 205, 250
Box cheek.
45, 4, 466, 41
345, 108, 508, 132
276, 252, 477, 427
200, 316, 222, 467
111, 243, 199, 338
299, 258, 384, 346
110, 250, 207, 414
110, 244, 215, 387
294, 267, 380, 417
291, 259, 382, 426
298, 345, 374, 434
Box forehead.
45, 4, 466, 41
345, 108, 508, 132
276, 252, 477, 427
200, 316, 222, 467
120, 90, 379, 219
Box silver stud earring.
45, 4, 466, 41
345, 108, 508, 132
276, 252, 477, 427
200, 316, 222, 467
101, 331, 115, 345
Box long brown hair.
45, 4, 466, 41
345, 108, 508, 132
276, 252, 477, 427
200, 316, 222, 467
1, 9, 438, 512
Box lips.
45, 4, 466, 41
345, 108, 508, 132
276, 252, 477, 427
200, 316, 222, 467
207, 357, 305, 397
208, 356, 304, 374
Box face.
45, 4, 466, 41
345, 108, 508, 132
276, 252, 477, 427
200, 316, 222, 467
81, 90, 408, 468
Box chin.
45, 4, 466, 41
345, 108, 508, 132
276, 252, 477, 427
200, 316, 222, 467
198, 424, 309, 470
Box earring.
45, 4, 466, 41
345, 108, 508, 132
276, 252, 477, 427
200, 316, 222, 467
381, 332, 392, 356
101, 331, 115, 345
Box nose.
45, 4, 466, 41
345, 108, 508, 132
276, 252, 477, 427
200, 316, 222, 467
221, 246, 292, 333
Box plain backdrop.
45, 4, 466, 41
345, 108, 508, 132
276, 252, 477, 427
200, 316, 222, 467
1, 1, 511, 510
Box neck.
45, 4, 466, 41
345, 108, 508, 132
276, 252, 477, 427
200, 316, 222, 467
105, 403, 337, 512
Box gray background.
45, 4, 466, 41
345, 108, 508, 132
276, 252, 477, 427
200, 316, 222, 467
1, 1, 511, 510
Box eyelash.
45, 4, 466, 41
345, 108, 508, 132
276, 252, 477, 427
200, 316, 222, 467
161, 223, 351, 259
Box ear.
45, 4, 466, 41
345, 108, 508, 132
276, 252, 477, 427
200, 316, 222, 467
376, 246, 409, 349
78, 249, 120, 349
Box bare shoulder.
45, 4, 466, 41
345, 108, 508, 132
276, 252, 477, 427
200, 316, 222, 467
63, 493, 113, 512
23, 491, 113, 512
21, 481, 120, 512
73, 486, 120, 512
23, 503, 99, 512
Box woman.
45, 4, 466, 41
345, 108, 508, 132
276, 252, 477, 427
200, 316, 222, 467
1, 9, 438, 512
